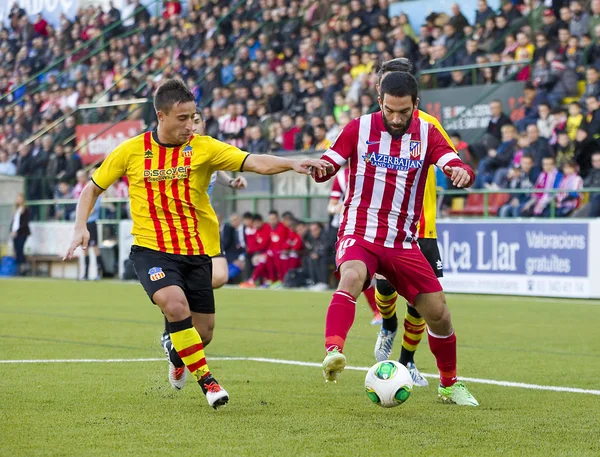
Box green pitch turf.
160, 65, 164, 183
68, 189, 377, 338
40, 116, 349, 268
1, 278, 599, 457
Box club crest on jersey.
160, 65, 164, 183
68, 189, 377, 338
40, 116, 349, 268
363, 152, 423, 171
144, 149, 153, 159
181, 145, 194, 158
148, 267, 165, 282
409, 141, 421, 159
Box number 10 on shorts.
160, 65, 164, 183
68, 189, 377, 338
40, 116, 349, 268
337, 238, 356, 261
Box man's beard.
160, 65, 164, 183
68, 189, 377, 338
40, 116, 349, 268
382, 111, 413, 137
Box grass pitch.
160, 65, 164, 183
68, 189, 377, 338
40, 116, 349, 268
1, 279, 599, 456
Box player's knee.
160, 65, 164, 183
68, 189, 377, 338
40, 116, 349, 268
376, 279, 396, 296
339, 267, 366, 297
163, 298, 189, 322
426, 302, 452, 333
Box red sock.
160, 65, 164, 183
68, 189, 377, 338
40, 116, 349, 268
266, 255, 277, 282
363, 286, 378, 315
325, 291, 357, 352
427, 329, 457, 387
251, 261, 267, 281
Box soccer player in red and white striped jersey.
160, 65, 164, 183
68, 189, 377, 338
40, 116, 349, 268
314, 72, 479, 406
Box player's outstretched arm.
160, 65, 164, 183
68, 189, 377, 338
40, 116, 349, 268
243, 154, 330, 178
63, 182, 104, 260
216, 170, 247, 189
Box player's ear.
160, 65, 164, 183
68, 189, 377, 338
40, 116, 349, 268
414, 97, 420, 110
378, 95, 383, 110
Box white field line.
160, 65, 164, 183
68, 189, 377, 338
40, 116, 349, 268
1, 356, 599, 396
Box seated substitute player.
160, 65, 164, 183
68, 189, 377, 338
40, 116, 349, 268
372, 58, 456, 387
314, 72, 479, 406
64, 78, 330, 409
159, 107, 247, 389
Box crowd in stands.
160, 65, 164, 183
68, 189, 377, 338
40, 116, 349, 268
0, 0, 599, 221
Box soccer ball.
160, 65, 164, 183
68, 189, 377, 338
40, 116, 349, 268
365, 361, 413, 408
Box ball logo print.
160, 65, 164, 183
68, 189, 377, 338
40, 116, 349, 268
364, 361, 413, 408
148, 267, 166, 282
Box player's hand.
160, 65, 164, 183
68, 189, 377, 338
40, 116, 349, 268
230, 176, 247, 189
444, 166, 472, 188
63, 226, 90, 260
294, 159, 329, 177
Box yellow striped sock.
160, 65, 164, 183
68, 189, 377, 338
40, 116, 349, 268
402, 311, 426, 352
375, 290, 398, 319
170, 326, 210, 382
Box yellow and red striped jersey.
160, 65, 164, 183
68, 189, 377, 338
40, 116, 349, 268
92, 130, 248, 256
416, 110, 456, 240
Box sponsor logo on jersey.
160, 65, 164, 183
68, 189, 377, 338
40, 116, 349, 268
363, 152, 423, 171
148, 267, 165, 281
181, 145, 194, 158
144, 165, 191, 181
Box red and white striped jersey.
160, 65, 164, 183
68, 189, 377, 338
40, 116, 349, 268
218, 114, 248, 149
330, 166, 350, 200
318, 111, 472, 249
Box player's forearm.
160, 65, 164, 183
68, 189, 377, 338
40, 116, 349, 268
73, 183, 103, 229
216, 170, 233, 186
244, 155, 295, 175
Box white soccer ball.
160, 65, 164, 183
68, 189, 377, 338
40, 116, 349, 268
365, 361, 413, 408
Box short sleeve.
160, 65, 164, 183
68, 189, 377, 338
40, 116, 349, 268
321, 118, 359, 173
91, 143, 128, 190
207, 137, 250, 173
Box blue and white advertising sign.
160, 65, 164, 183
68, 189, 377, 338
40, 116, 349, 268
437, 220, 599, 299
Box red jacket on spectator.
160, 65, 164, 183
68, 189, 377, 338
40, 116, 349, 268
269, 222, 290, 252
33, 18, 48, 37
282, 126, 300, 151
246, 223, 271, 254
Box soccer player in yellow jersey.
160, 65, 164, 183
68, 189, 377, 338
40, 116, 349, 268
371, 59, 457, 387
65, 79, 329, 408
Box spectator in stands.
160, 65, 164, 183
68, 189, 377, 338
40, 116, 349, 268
552, 130, 576, 167
573, 151, 600, 217
576, 96, 600, 175
0, 150, 16, 176
486, 100, 513, 142
246, 125, 270, 154
449, 131, 475, 168
581, 67, 600, 104
475, 0, 495, 27
536, 103, 554, 139
495, 132, 531, 187
450, 3, 469, 32
566, 102, 584, 140
569, 0, 590, 38
280, 114, 301, 151
555, 159, 584, 216
218, 103, 248, 149
54, 179, 74, 221
526, 124, 551, 167
498, 154, 540, 217
10, 192, 30, 276
521, 156, 564, 216
303, 222, 333, 290
475, 124, 518, 188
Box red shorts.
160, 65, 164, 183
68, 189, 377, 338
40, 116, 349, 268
335, 235, 443, 304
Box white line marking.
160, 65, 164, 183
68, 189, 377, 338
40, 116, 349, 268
1, 356, 599, 396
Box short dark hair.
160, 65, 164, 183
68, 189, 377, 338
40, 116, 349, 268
268, 210, 279, 218
377, 58, 413, 83
195, 107, 204, 121
521, 153, 534, 162
282, 211, 294, 219
379, 71, 419, 104
252, 214, 263, 222
154, 78, 195, 114
242, 211, 253, 219
449, 131, 461, 140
